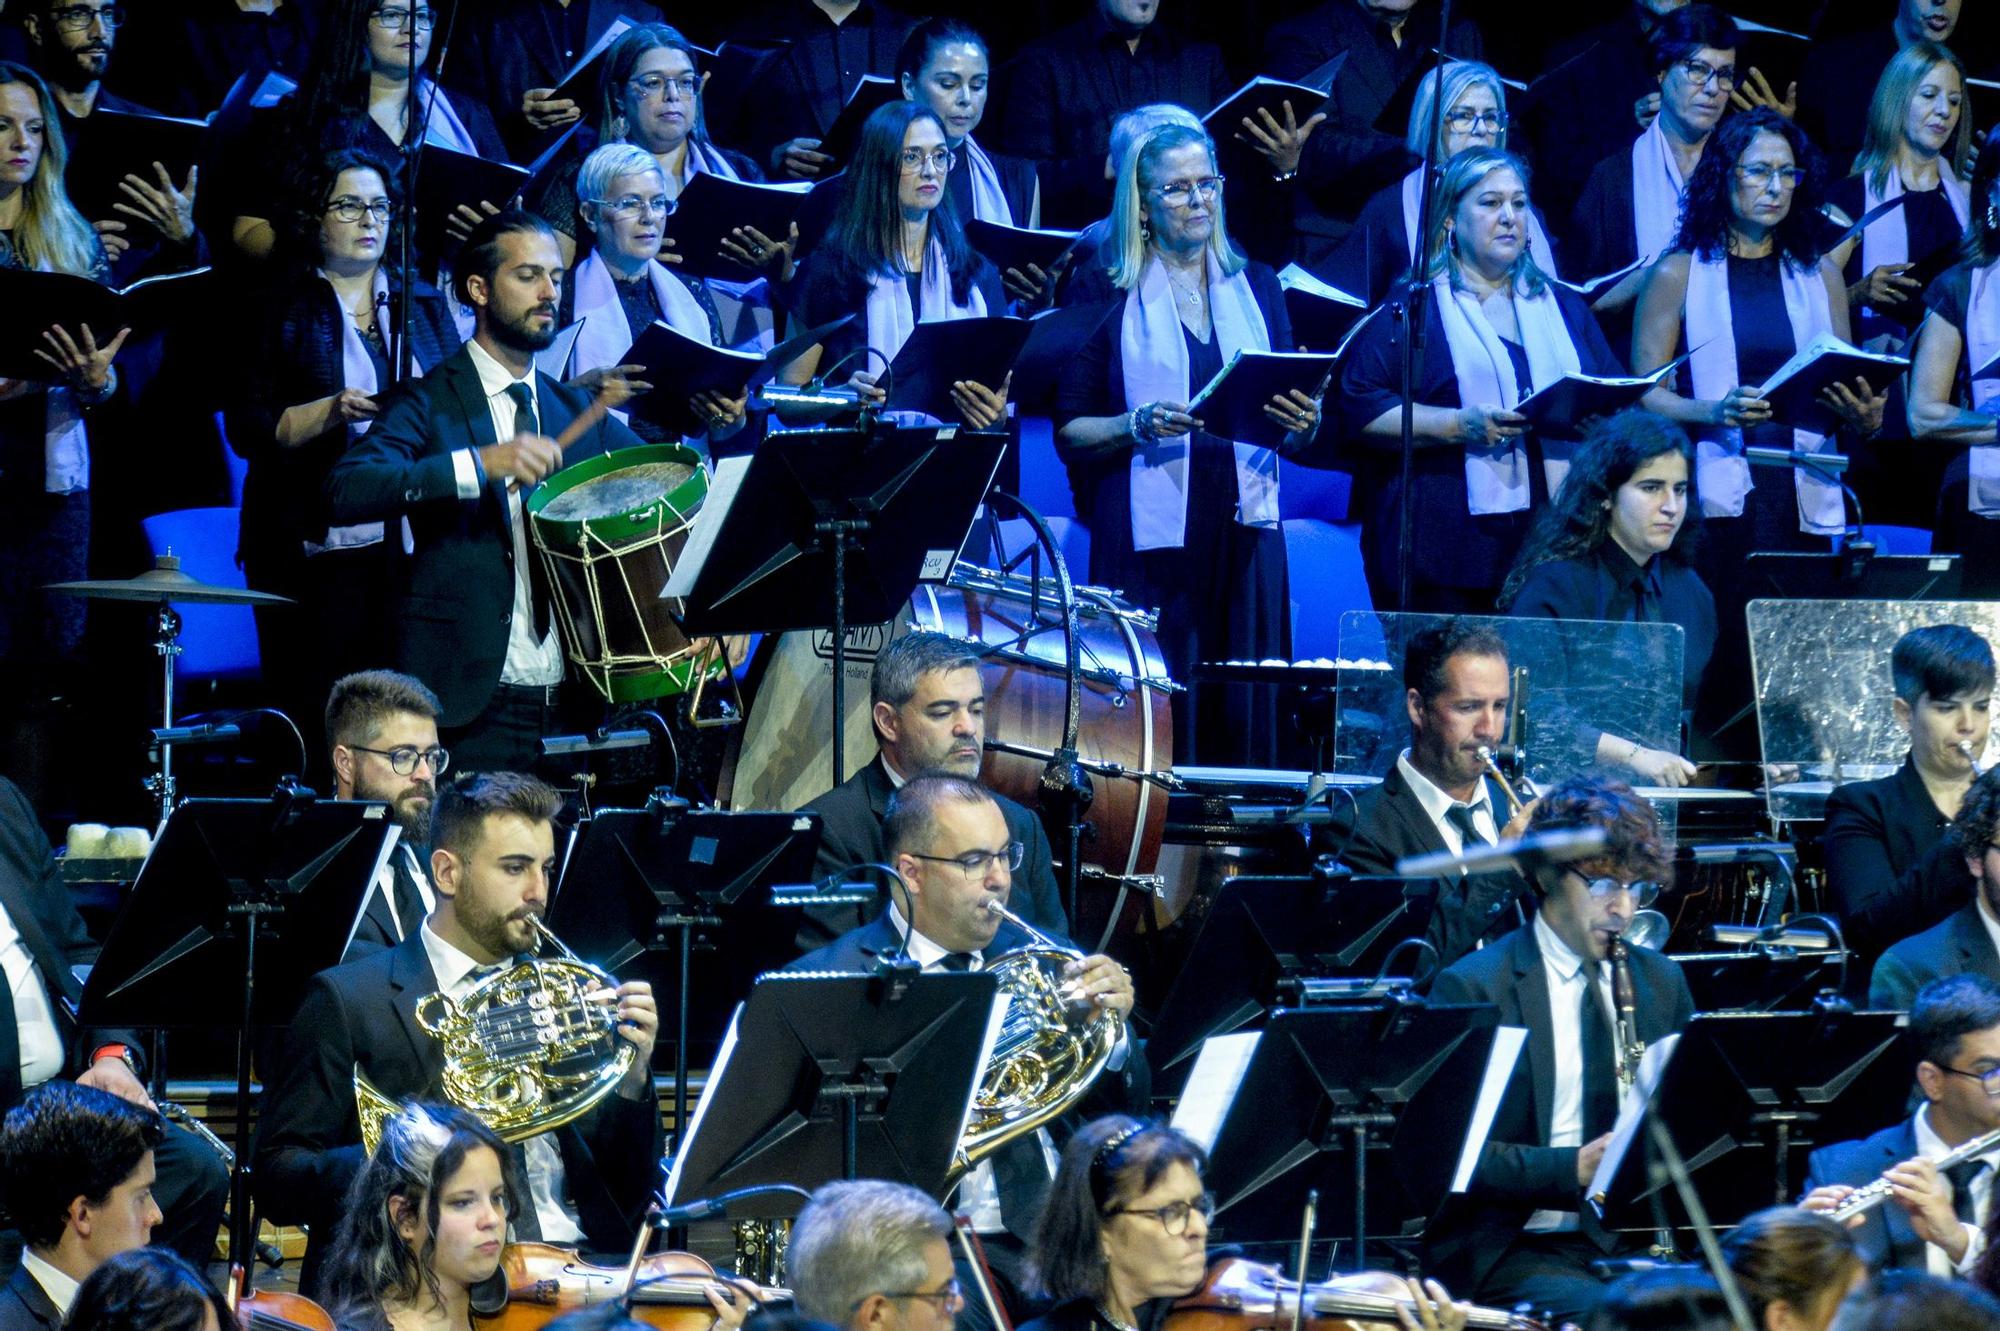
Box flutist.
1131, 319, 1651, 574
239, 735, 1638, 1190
1424, 775, 1693, 1327
1802, 974, 2000, 1278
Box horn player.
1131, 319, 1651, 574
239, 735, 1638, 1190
788, 773, 1143, 1330
252, 771, 662, 1302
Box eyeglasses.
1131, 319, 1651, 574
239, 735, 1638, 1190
593, 194, 671, 219
326, 196, 394, 223
1151, 176, 1225, 208
1574, 874, 1661, 908
370, 5, 437, 31
1676, 58, 1736, 91
48, 3, 121, 30
1106, 1193, 1215, 1235
909, 841, 1026, 875
350, 744, 450, 777
629, 72, 701, 100
1444, 108, 1509, 132
863, 1280, 965, 1314
899, 146, 956, 174
1938, 1063, 2000, 1095
1734, 163, 1806, 191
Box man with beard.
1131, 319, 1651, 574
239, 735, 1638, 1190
326, 671, 447, 963
252, 770, 662, 1299
326, 210, 644, 773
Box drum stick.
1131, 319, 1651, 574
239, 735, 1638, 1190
554, 394, 615, 453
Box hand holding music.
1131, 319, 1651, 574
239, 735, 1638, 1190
78, 1053, 157, 1111
1002, 257, 1065, 309
1237, 100, 1326, 178
1886, 1157, 1970, 1263
523, 87, 582, 131
776, 137, 834, 180
951, 372, 1010, 430
1729, 67, 1797, 120
1062, 953, 1134, 1019
34, 321, 130, 393
1799, 1183, 1866, 1227
570, 363, 653, 409
114, 161, 198, 245
692, 388, 747, 433
327, 387, 381, 429
1820, 376, 1885, 436
1715, 385, 1772, 428
1264, 386, 1319, 438
1633, 92, 1662, 130
1855, 263, 1920, 308
1395, 1278, 1470, 1331
447, 198, 506, 246
1136, 399, 1203, 441
1458, 404, 1528, 445
720, 223, 797, 281
92, 218, 131, 262
478, 433, 565, 486
1576, 1132, 1613, 1186
848, 370, 888, 405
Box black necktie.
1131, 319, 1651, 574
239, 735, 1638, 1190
505, 381, 539, 437
938, 952, 974, 972
392, 848, 427, 942
1445, 803, 1490, 848
499, 381, 552, 636
1579, 969, 1620, 1140
1632, 573, 1661, 624
1947, 1158, 1990, 1227
506, 1140, 544, 1242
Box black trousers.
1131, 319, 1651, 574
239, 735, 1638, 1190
1477, 1231, 1613, 1328
443, 682, 568, 777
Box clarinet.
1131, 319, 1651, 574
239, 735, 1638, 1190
1608, 938, 1677, 1257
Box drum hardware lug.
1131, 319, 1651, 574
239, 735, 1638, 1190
1077, 866, 1166, 897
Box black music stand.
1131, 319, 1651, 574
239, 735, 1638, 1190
1744, 552, 1961, 600
77, 792, 392, 1271
666, 424, 1007, 781
1148, 872, 1440, 1096
1674, 949, 1851, 1013
548, 800, 823, 1187
1177, 1001, 1508, 1270
662, 970, 1001, 1210
1591, 1010, 1912, 1230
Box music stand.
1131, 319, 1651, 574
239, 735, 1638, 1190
77, 793, 392, 1270
1591, 1010, 1912, 1230
548, 801, 823, 1183
1172, 1001, 1509, 1270
666, 424, 1006, 782
662, 971, 1003, 1210
1744, 552, 1961, 600
1673, 949, 1851, 1013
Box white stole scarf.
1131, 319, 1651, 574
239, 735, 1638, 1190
863, 238, 987, 363
315, 267, 411, 552
1120, 250, 1278, 551
1685, 251, 1844, 533
414, 78, 479, 155
1401, 169, 1560, 279
1962, 261, 2000, 515
570, 248, 715, 425
683, 139, 744, 182
1433, 275, 1584, 514
1631, 118, 1692, 265
1860, 163, 1969, 301
961, 135, 1014, 226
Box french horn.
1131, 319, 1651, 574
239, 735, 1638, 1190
356, 918, 636, 1152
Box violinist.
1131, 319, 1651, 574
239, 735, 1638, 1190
1022, 1116, 1472, 1331
65, 1249, 232, 1331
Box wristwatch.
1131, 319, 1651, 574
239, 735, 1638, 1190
91, 1043, 138, 1076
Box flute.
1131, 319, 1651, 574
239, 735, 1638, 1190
1960, 740, 1984, 774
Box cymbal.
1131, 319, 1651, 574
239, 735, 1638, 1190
46, 555, 295, 606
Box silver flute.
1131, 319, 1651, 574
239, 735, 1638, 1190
1824, 1125, 2000, 1222
1960, 740, 1985, 774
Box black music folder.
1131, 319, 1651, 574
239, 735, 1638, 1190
1733, 17, 1809, 101
1549, 256, 1645, 303
965, 219, 1083, 277
0, 266, 215, 379
1187, 349, 1339, 449
548, 15, 641, 109
1755, 333, 1909, 435
1203, 73, 1335, 137
414, 145, 528, 255
882, 315, 1036, 420
68, 108, 207, 217
1278, 264, 1369, 354
1516, 359, 1682, 437
1011, 301, 1120, 404
817, 75, 901, 169
664, 172, 813, 280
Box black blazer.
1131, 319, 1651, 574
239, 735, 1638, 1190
0, 1266, 61, 1331
1425, 925, 1694, 1295
1802, 1118, 1926, 1274
252, 932, 662, 1297
323, 344, 644, 727
1823, 758, 1971, 963
1870, 902, 2000, 1011
797, 758, 1068, 951
1330, 764, 1532, 975
340, 847, 429, 965
443, 0, 670, 162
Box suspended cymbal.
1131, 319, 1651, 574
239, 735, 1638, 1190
46, 555, 295, 606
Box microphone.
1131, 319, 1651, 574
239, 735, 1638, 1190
1292, 975, 1417, 1004
1709, 922, 1835, 950
649, 1183, 814, 1228
758, 380, 865, 425
770, 870, 883, 908
541, 727, 652, 757
150, 722, 242, 746
1396, 826, 1608, 878
1744, 446, 1851, 473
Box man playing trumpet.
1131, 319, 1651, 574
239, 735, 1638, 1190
253, 771, 662, 1300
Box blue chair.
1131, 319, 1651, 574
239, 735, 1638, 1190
1279, 458, 1353, 522
139, 507, 261, 685
1014, 415, 1076, 520
1283, 518, 1373, 661
995, 515, 1091, 579
1858, 523, 1933, 555
213, 411, 248, 507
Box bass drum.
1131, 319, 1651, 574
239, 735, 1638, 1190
731, 568, 1176, 953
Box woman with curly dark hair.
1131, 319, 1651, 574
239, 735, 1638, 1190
1501, 411, 1716, 761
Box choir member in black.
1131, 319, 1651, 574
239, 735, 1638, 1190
1632, 110, 1886, 752
1326, 59, 1561, 308
1262, 0, 1483, 268
1823, 624, 1991, 965
1335, 146, 1621, 615
442, 0, 669, 166
1721, 1207, 1867, 1331
0, 62, 130, 803
781, 102, 1009, 432
1500, 411, 1710, 784
1568, 5, 1738, 317
558, 142, 749, 449
117, 0, 320, 120
1799, 0, 1967, 185
753, 0, 916, 182
1426, 774, 1693, 1324
1909, 127, 2000, 589
1054, 123, 1319, 766
995, 0, 1229, 229
225, 0, 508, 264
224, 148, 460, 730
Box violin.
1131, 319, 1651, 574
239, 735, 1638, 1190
1163, 1259, 1546, 1331
474, 1242, 789, 1331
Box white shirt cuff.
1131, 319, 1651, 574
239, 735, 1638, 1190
452, 447, 482, 499
1953, 1222, 1987, 1275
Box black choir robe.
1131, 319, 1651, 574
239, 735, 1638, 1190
739, 0, 917, 171
444, 0, 670, 163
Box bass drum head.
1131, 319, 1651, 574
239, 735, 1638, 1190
729, 619, 907, 813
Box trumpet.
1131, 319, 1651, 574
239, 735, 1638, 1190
1824, 1125, 2000, 1222
1477, 745, 1537, 820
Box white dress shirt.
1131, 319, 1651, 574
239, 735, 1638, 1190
1395, 751, 1501, 853
1912, 1103, 1996, 1277
21, 1251, 77, 1316
451, 339, 564, 687
1524, 912, 1612, 1233
0, 903, 66, 1089
420, 923, 584, 1242
373, 843, 436, 942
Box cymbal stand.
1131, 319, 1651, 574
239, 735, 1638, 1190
144, 598, 184, 828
